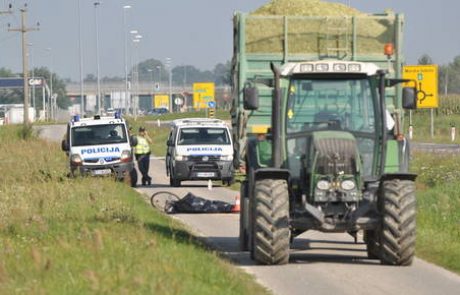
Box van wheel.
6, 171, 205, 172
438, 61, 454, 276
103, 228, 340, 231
223, 178, 233, 186
169, 173, 181, 187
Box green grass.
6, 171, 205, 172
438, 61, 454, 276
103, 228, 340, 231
0, 125, 269, 294
406, 111, 460, 143
411, 152, 460, 273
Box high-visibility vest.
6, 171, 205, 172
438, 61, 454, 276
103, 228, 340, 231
134, 136, 150, 155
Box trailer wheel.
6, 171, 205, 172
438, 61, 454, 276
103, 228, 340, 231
379, 179, 416, 266
252, 179, 290, 265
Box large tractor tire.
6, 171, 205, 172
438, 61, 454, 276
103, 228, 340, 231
378, 179, 416, 266
251, 179, 290, 265
239, 180, 250, 251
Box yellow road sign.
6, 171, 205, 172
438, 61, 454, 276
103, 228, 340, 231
193, 82, 215, 109
154, 95, 169, 109
403, 65, 438, 109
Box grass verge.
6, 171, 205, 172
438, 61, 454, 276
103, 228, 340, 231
0, 125, 268, 294
411, 152, 460, 274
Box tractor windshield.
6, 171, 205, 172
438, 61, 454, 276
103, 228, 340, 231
285, 76, 379, 177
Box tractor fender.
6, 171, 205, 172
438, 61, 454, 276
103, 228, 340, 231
380, 173, 417, 182
254, 168, 290, 182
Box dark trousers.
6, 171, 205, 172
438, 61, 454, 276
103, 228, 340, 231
136, 153, 151, 185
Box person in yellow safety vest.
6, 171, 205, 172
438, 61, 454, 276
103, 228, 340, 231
134, 127, 153, 186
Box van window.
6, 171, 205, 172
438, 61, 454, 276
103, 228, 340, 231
177, 127, 230, 145
71, 124, 127, 146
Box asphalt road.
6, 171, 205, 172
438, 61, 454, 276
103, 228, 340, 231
38, 124, 460, 295
136, 159, 460, 295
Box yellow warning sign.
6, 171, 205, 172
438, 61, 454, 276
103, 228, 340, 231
193, 82, 215, 109
403, 65, 438, 109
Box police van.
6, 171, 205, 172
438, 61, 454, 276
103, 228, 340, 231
61, 113, 136, 184
166, 118, 234, 187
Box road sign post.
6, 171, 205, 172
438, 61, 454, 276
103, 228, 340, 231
403, 65, 439, 139
403, 65, 439, 109
193, 82, 215, 110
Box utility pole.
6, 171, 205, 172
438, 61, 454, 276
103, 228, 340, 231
94, 1, 102, 114
78, 0, 85, 116
8, 5, 39, 126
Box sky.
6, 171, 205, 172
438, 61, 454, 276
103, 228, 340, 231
0, 0, 459, 81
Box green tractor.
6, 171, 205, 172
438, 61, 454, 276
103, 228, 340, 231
239, 60, 417, 265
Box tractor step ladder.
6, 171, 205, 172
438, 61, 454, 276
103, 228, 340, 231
324, 16, 350, 59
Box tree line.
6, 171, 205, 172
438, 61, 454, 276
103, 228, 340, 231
2, 54, 460, 109
84, 58, 231, 87
418, 54, 460, 94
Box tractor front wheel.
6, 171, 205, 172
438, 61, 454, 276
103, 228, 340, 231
251, 179, 290, 265
239, 180, 250, 251
378, 179, 416, 266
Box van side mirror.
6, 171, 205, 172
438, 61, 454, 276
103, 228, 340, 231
130, 135, 138, 147
61, 139, 69, 151
243, 86, 259, 110
402, 87, 417, 109
167, 139, 173, 146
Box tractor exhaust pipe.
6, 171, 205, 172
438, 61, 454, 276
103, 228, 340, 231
270, 62, 282, 169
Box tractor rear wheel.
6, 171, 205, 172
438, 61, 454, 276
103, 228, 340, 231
379, 179, 416, 266
251, 179, 290, 265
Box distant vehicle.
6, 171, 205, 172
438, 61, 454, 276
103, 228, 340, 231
166, 118, 234, 187
61, 113, 136, 186
148, 108, 169, 115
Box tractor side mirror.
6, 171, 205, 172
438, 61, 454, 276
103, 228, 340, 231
61, 139, 69, 151
402, 87, 417, 109
243, 86, 259, 110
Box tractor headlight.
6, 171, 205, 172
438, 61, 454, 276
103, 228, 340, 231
316, 180, 331, 190
341, 180, 356, 190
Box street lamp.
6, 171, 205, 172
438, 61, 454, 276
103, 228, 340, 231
78, 0, 84, 116
46, 47, 54, 120
27, 43, 35, 111
131, 34, 142, 118
165, 57, 172, 112
94, 1, 102, 114
123, 4, 131, 115
156, 65, 161, 91
147, 68, 154, 93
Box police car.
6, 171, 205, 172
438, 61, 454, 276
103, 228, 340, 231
61, 113, 135, 184
166, 118, 234, 187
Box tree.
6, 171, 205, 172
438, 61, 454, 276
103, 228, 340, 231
417, 54, 433, 65
213, 61, 231, 85
0, 68, 22, 105
171, 65, 213, 85
134, 58, 165, 83
31, 67, 71, 109
84, 74, 97, 82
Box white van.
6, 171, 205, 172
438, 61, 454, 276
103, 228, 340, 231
61, 114, 135, 184
166, 118, 234, 187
